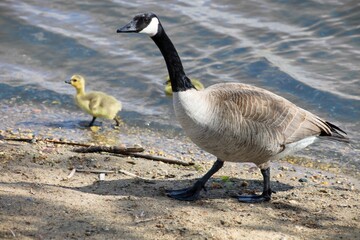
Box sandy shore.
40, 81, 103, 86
0, 127, 359, 240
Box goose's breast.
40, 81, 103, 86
75, 96, 92, 114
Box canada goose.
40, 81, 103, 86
65, 75, 122, 127
117, 13, 349, 203
165, 76, 204, 96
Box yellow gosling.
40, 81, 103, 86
164, 76, 204, 96
65, 75, 122, 127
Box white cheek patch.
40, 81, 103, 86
139, 17, 159, 37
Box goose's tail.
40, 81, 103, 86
319, 120, 350, 143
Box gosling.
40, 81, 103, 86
65, 74, 122, 127
164, 76, 204, 96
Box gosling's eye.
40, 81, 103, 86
72, 79, 77, 82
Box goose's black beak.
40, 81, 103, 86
65, 80, 71, 84
117, 20, 138, 33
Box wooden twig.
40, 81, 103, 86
75, 146, 193, 166
118, 169, 153, 183
3, 137, 36, 143
3, 137, 92, 147
134, 217, 159, 224
66, 168, 76, 179
75, 169, 116, 174
3, 136, 145, 154
8, 229, 16, 238
43, 139, 92, 147
74, 145, 144, 154
3, 135, 193, 166
0, 189, 12, 192
127, 152, 194, 166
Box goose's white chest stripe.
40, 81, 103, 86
173, 90, 213, 127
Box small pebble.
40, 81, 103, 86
99, 173, 105, 181
299, 178, 308, 183
240, 181, 249, 187
278, 166, 289, 171
288, 200, 299, 205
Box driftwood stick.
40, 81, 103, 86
74, 145, 144, 154
8, 229, 16, 238
118, 169, 153, 182
76, 146, 193, 166
3, 137, 36, 143
128, 152, 194, 166
3, 137, 92, 147
3, 136, 192, 166
3, 136, 145, 153
75, 169, 116, 174
43, 139, 92, 147
134, 217, 160, 224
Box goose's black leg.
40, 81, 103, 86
166, 159, 224, 201
89, 117, 96, 127
114, 116, 121, 126
238, 167, 272, 203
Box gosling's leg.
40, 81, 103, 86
114, 116, 121, 126
238, 167, 272, 203
89, 117, 96, 127
166, 159, 224, 201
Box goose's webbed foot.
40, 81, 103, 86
237, 189, 272, 203
238, 167, 272, 203
166, 159, 224, 201
166, 181, 204, 201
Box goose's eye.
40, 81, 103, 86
72, 79, 77, 82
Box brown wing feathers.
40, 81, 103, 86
213, 83, 349, 144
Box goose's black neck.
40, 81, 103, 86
151, 25, 194, 92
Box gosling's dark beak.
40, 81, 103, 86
65, 79, 71, 84
117, 20, 138, 33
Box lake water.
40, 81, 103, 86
0, 0, 359, 172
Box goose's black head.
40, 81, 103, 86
117, 12, 160, 37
